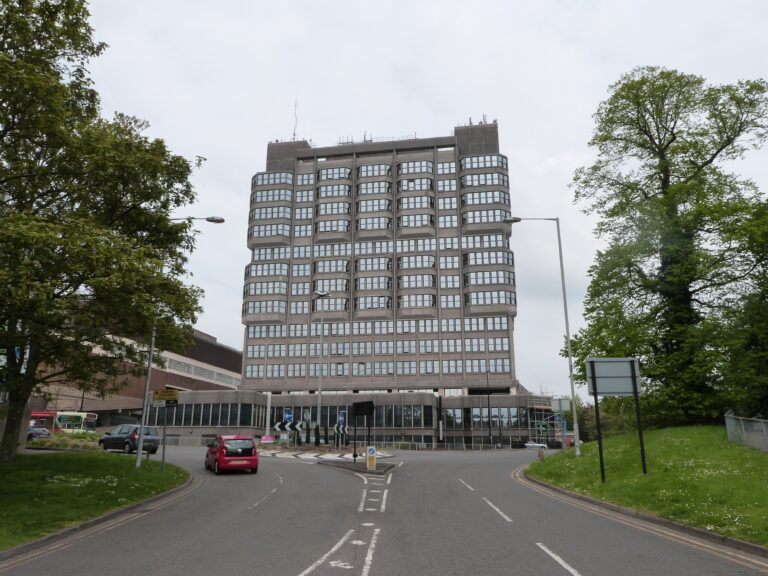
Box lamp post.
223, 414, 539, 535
135, 215, 225, 468
505, 216, 581, 456
313, 290, 329, 437
486, 369, 493, 448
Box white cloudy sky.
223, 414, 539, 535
87, 1, 767, 400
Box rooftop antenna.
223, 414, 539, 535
292, 99, 298, 141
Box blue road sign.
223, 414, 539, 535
338, 411, 346, 425
284, 408, 293, 423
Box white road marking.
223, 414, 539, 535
482, 497, 512, 523
249, 487, 279, 510
351, 540, 367, 546
458, 478, 475, 491
328, 560, 353, 569
297, 529, 355, 576
368, 498, 380, 502
358, 489, 368, 512
536, 543, 582, 576
276, 473, 284, 484
361, 523, 375, 526
369, 489, 382, 493
387, 473, 393, 485
354, 473, 368, 485
397, 461, 404, 467
380, 489, 388, 512
361, 528, 381, 576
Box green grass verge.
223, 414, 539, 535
527, 426, 768, 546
28, 432, 101, 451
0, 451, 189, 552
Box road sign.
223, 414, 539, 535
586, 358, 641, 396
152, 400, 166, 408
366, 446, 376, 471
284, 408, 293, 423
352, 401, 374, 417
153, 389, 179, 406
551, 397, 571, 412
274, 420, 304, 432
338, 411, 345, 425
333, 423, 348, 435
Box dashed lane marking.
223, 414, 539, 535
536, 543, 582, 576
458, 478, 475, 491
296, 529, 355, 576
482, 497, 512, 523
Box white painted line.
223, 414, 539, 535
276, 473, 284, 484
361, 528, 381, 576
398, 461, 404, 467
358, 489, 368, 513
369, 489, 382, 494
297, 529, 355, 576
365, 508, 378, 511
248, 485, 280, 510
482, 497, 512, 523
536, 543, 582, 576
297, 452, 319, 459
380, 489, 388, 512
387, 473, 393, 485
361, 523, 375, 527
354, 473, 368, 485
458, 478, 475, 491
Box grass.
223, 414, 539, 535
527, 426, 768, 546
0, 451, 189, 551
28, 431, 101, 451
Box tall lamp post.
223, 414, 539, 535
135, 215, 225, 468
485, 369, 493, 447
505, 216, 581, 456
313, 290, 329, 438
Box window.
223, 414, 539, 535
398, 274, 435, 289
442, 360, 463, 374
295, 207, 312, 220
419, 340, 439, 354
245, 364, 263, 378
358, 181, 391, 195
397, 320, 417, 334
250, 206, 291, 220
438, 215, 457, 228
296, 173, 314, 185
398, 178, 433, 192
355, 241, 393, 254
244, 281, 287, 295
461, 234, 505, 249
461, 173, 509, 187
358, 199, 392, 212
352, 342, 372, 355
314, 278, 348, 292
488, 358, 511, 373
374, 341, 394, 355
488, 337, 510, 351
250, 189, 291, 204
461, 191, 510, 206
442, 339, 462, 353
292, 263, 310, 276
315, 259, 350, 273
420, 361, 439, 374
248, 224, 290, 238
439, 256, 459, 269
465, 291, 517, 306
357, 217, 392, 231
243, 301, 286, 315
246, 345, 265, 358
247, 324, 286, 338
317, 202, 351, 215
398, 294, 436, 308
465, 359, 487, 373
440, 294, 461, 308
487, 316, 509, 331
398, 255, 435, 269
437, 162, 456, 175
294, 224, 312, 237
289, 324, 308, 337
441, 318, 461, 332
397, 214, 434, 228
287, 364, 306, 377
316, 220, 350, 233
464, 270, 515, 286
318, 167, 352, 180
462, 209, 511, 224
396, 361, 417, 375
295, 189, 314, 203
399, 160, 433, 174
355, 296, 392, 310
252, 247, 290, 261
437, 179, 457, 192
464, 317, 485, 332
396, 238, 436, 253
438, 197, 457, 210
439, 237, 459, 250
460, 155, 508, 170
315, 243, 353, 257
288, 344, 307, 357
419, 319, 438, 333
290, 301, 309, 314
355, 276, 392, 290
330, 342, 350, 356
464, 251, 514, 266
464, 338, 486, 352
267, 344, 286, 358
358, 164, 391, 177
253, 172, 293, 186
293, 245, 311, 259
265, 364, 284, 378
440, 275, 460, 289
396, 340, 417, 354
374, 321, 395, 334
314, 298, 348, 312
357, 257, 391, 271
398, 196, 434, 210
292, 282, 310, 296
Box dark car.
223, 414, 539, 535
205, 435, 258, 475
27, 427, 52, 441
99, 424, 159, 454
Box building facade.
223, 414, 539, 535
235, 123, 555, 447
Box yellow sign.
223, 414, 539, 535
153, 389, 179, 402
366, 446, 376, 471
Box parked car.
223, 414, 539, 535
99, 424, 159, 454
205, 435, 258, 475
27, 427, 52, 441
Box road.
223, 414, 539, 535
1, 447, 766, 575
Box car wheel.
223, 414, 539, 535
150, 449, 158, 455
204, 457, 210, 470
213, 460, 220, 475
250, 466, 258, 474
123, 443, 133, 454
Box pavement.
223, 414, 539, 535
258, 448, 393, 461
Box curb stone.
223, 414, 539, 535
523, 469, 768, 559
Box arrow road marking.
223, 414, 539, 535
536, 543, 582, 576
297, 529, 355, 576
482, 497, 512, 523
459, 478, 475, 491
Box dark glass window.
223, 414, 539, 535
240, 404, 252, 427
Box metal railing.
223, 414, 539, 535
725, 412, 768, 452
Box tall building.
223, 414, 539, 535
242, 122, 523, 399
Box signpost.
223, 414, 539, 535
586, 357, 647, 483
352, 401, 375, 464
366, 446, 376, 471
153, 389, 179, 473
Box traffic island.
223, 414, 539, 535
317, 460, 396, 475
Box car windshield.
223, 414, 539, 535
223, 440, 253, 450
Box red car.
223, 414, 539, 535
205, 435, 259, 475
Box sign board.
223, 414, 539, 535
338, 411, 346, 425
353, 401, 375, 417
152, 400, 166, 408
586, 358, 641, 396
153, 389, 179, 405
284, 408, 293, 423
366, 446, 376, 471
260, 435, 275, 444
551, 397, 571, 413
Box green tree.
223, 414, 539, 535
0, 1, 202, 462
572, 67, 768, 424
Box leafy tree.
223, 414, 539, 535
0, 1, 202, 462
572, 67, 768, 424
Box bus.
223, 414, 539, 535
31, 411, 98, 433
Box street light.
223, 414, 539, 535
505, 216, 581, 456
135, 215, 225, 468
486, 370, 493, 448
313, 290, 329, 440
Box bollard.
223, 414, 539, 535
538, 447, 545, 462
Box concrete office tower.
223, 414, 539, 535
242, 122, 525, 400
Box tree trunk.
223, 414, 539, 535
0, 386, 31, 463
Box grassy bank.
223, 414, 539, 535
0, 452, 189, 551
527, 426, 768, 546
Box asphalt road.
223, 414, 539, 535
1, 447, 766, 575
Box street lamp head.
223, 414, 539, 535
314, 290, 329, 298
205, 216, 225, 223
504, 217, 523, 224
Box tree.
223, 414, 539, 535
572, 67, 768, 424
0, 1, 202, 462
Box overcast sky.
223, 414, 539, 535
87, 1, 767, 400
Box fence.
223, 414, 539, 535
724, 412, 768, 453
